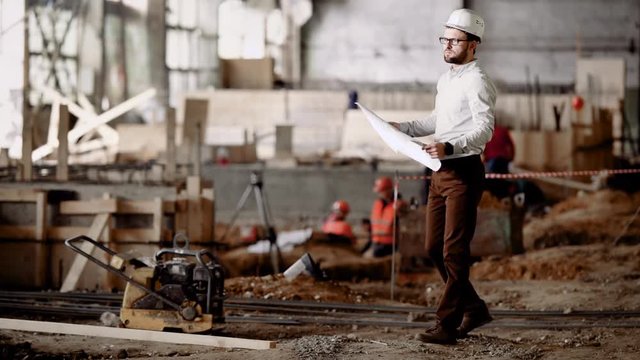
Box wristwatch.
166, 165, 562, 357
444, 142, 454, 156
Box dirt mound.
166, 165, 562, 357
523, 190, 640, 249
225, 275, 364, 302
471, 243, 640, 281
548, 189, 637, 216
471, 254, 588, 281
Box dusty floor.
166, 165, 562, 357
2, 190, 640, 359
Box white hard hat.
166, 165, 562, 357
445, 9, 485, 41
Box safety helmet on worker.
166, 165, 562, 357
373, 176, 393, 193
332, 200, 350, 216
445, 9, 485, 41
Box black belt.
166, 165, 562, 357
439, 154, 481, 169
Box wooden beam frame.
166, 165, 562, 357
56, 103, 70, 181
32, 87, 156, 162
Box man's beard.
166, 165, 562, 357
444, 48, 467, 64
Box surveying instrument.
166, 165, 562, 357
221, 171, 282, 273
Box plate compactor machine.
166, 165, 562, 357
65, 234, 225, 333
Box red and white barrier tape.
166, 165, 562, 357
398, 168, 640, 181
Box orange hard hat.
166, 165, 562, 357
373, 176, 393, 192
332, 200, 350, 215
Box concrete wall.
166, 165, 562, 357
303, 0, 640, 88
202, 164, 426, 227
303, 0, 460, 88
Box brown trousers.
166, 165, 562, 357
426, 155, 487, 330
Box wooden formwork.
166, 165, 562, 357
0, 178, 215, 290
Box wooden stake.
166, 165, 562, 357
0, 318, 276, 350
21, 108, 33, 181
152, 197, 163, 242
56, 104, 70, 181
165, 107, 176, 182
186, 176, 203, 242
20, 0, 30, 181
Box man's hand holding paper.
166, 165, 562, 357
356, 103, 442, 171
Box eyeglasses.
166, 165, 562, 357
438, 37, 470, 45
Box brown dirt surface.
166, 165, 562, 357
4, 192, 640, 359
225, 275, 366, 303
524, 190, 640, 249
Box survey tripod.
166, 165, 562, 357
221, 171, 282, 273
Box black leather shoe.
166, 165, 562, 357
457, 310, 493, 338
415, 325, 457, 345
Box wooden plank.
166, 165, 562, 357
21, 4, 30, 179
102, 193, 116, 289
0, 189, 41, 202
202, 188, 214, 241
151, 197, 163, 242
21, 109, 33, 181
32, 89, 156, 162
183, 99, 208, 145
56, 104, 70, 181
34, 191, 48, 285
165, 107, 176, 182
47, 226, 89, 241
59, 199, 118, 215
0, 242, 47, 288
0, 225, 36, 239
220, 58, 274, 89
48, 227, 171, 243
34, 192, 47, 241
186, 177, 202, 242
193, 122, 202, 176
47, 99, 61, 145
118, 200, 175, 214
102, 194, 113, 245
174, 195, 188, 235
60, 213, 110, 292
182, 99, 208, 176
77, 93, 120, 145
68, 88, 157, 143
0, 318, 276, 350
110, 228, 163, 243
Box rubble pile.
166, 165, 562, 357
292, 335, 353, 360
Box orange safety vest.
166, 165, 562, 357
322, 218, 355, 242
370, 198, 397, 245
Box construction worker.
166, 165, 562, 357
483, 123, 515, 174
361, 176, 404, 257
321, 200, 355, 244
483, 123, 516, 199
390, 9, 496, 345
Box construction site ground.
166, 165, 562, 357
2, 190, 640, 359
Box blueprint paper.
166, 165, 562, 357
356, 102, 441, 171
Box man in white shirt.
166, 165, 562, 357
392, 9, 496, 345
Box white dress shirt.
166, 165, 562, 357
398, 60, 496, 159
